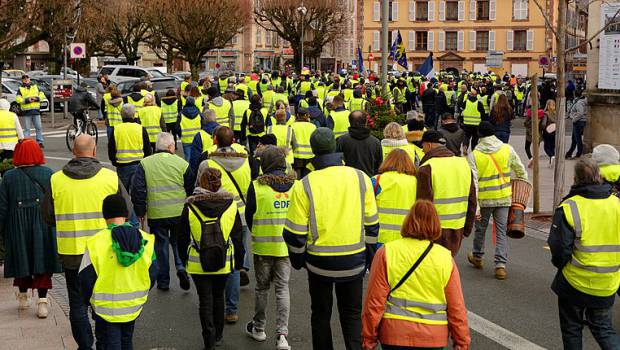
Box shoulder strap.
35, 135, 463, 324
222, 167, 246, 204
487, 149, 508, 184
18, 168, 46, 196
389, 242, 434, 295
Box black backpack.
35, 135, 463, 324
188, 205, 230, 272
248, 109, 265, 134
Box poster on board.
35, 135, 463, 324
598, 4, 620, 90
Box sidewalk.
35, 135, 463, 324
0, 267, 76, 350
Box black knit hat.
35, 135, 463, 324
102, 194, 129, 220
310, 127, 336, 156
421, 130, 446, 145
260, 145, 287, 173
478, 121, 495, 138
259, 134, 277, 146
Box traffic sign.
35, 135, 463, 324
538, 56, 550, 68
51, 80, 73, 100
70, 43, 86, 59
486, 51, 504, 68
369, 53, 374, 61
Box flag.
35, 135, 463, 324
357, 47, 365, 74
389, 30, 408, 70
417, 52, 435, 79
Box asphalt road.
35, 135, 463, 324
37, 118, 617, 350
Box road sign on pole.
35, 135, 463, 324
538, 56, 550, 68
485, 51, 504, 69
70, 43, 86, 59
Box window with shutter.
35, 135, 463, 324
256, 29, 262, 46
506, 30, 514, 51
416, 31, 428, 50
489, 30, 495, 50
475, 31, 488, 51
446, 1, 459, 20
477, 0, 489, 20
392, 1, 399, 21
438, 31, 446, 50
469, 0, 476, 20
428, 31, 434, 50
416, 1, 429, 20
513, 30, 526, 50
428, 1, 435, 20
439, 1, 445, 21
458, 0, 465, 20
446, 31, 458, 50
457, 31, 464, 51
489, 0, 495, 20
408, 30, 416, 50
373, 1, 380, 21
526, 30, 534, 50
409, 0, 416, 20
373, 31, 380, 51
469, 30, 476, 50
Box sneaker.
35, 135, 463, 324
467, 252, 483, 269
177, 270, 191, 291
215, 336, 223, 346
240, 269, 250, 287
276, 334, 291, 350
225, 313, 238, 324
16, 292, 30, 310
37, 298, 49, 318
245, 321, 267, 342
495, 267, 507, 280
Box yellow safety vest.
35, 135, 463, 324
473, 144, 512, 201
235, 84, 249, 100
187, 202, 237, 275
141, 152, 188, 219
514, 87, 524, 101
206, 143, 248, 155
262, 90, 275, 112
299, 81, 312, 96
342, 89, 354, 102
207, 100, 232, 128
137, 106, 163, 143
105, 97, 123, 127
252, 180, 298, 257
445, 90, 455, 106
161, 101, 178, 124
561, 195, 620, 297
271, 93, 288, 111
374, 171, 417, 243
462, 99, 481, 126
180, 81, 190, 94
17, 85, 45, 112
207, 157, 251, 226
267, 124, 294, 164
291, 121, 316, 159
0, 110, 18, 143
246, 108, 269, 137
196, 130, 213, 153
600, 164, 620, 185
384, 238, 452, 325
316, 86, 327, 101
51, 168, 119, 255
127, 95, 144, 110
87, 228, 154, 323
480, 95, 490, 115
381, 143, 424, 166
218, 78, 228, 94
349, 98, 367, 112
421, 157, 471, 229
248, 80, 259, 95
180, 115, 201, 145
231, 100, 250, 132
392, 87, 407, 104
330, 109, 350, 138
114, 123, 144, 163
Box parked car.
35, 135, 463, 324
114, 77, 178, 99
2, 69, 26, 79
2, 78, 50, 113
98, 65, 168, 80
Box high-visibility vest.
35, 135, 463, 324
342, 88, 354, 102
271, 93, 288, 111
0, 110, 18, 143
514, 86, 524, 101
180, 114, 201, 145
51, 168, 118, 255
17, 85, 45, 112
392, 87, 407, 104
299, 81, 312, 96
445, 90, 455, 107
316, 86, 327, 101
207, 100, 232, 128
262, 90, 276, 112
114, 123, 144, 163
473, 144, 512, 201
127, 95, 144, 110
406, 78, 416, 93
87, 228, 154, 323
326, 90, 340, 99
421, 157, 471, 229
105, 97, 123, 127
284, 166, 378, 279
259, 81, 270, 95
140, 152, 188, 219
218, 78, 228, 94
480, 95, 490, 115
349, 98, 367, 112
137, 106, 163, 143
330, 109, 350, 138
373, 171, 417, 243
196, 130, 214, 153
248, 80, 259, 95
180, 81, 190, 94
381, 143, 423, 166
192, 96, 205, 111
207, 157, 251, 226
252, 180, 298, 257
187, 201, 237, 275
235, 84, 249, 100
462, 99, 481, 126
561, 195, 620, 297
161, 101, 179, 124
600, 164, 620, 185
384, 238, 452, 325
245, 108, 269, 137
232, 100, 251, 132
291, 121, 316, 159
267, 124, 294, 164
271, 77, 282, 90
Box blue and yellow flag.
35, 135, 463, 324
389, 30, 408, 70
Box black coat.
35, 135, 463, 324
336, 127, 383, 177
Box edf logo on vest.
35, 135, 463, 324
273, 192, 290, 209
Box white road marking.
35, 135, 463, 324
46, 131, 107, 139
45, 156, 112, 166
468, 311, 547, 350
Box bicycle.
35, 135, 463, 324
66, 110, 99, 151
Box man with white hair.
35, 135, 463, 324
0, 98, 23, 161
131, 132, 195, 291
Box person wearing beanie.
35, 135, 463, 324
205, 85, 233, 129
243, 146, 297, 349
284, 127, 379, 350
417, 129, 477, 257
0, 98, 23, 160
466, 121, 527, 280
439, 113, 465, 156
290, 108, 317, 178
336, 110, 383, 177
592, 144, 620, 193
78, 193, 157, 349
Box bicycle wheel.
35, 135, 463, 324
66, 124, 79, 151
85, 121, 98, 145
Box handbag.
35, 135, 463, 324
389, 242, 433, 295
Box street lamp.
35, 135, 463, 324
297, 3, 307, 71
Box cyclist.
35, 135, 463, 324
69, 82, 99, 132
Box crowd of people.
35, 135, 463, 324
0, 67, 618, 350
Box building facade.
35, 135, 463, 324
362, 0, 549, 76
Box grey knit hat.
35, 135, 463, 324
260, 145, 287, 174
310, 127, 336, 156
592, 144, 620, 166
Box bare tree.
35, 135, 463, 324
146, 0, 249, 80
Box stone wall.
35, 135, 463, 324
585, 91, 620, 151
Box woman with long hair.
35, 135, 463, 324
372, 149, 418, 245
542, 99, 557, 167
362, 200, 470, 350
490, 94, 513, 143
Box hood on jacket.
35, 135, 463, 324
186, 189, 234, 218
419, 145, 454, 164
129, 92, 144, 102
310, 152, 344, 171
348, 126, 371, 140
249, 100, 262, 111
209, 96, 224, 107
202, 148, 248, 173
109, 97, 123, 107
564, 183, 612, 202
257, 170, 296, 192
467, 95, 478, 102
182, 102, 201, 119
161, 96, 177, 105
110, 225, 145, 267
440, 122, 460, 133
381, 138, 408, 147
62, 157, 103, 179
474, 135, 503, 154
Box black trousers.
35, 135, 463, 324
462, 124, 479, 151
307, 273, 363, 350
192, 274, 228, 350
558, 297, 620, 350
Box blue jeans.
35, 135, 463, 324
150, 219, 185, 289
183, 144, 192, 162
21, 114, 43, 144
106, 126, 113, 140
116, 164, 139, 227
225, 270, 240, 315
64, 268, 94, 350
558, 298, 620, 349
93, 313, 135, 350
566, 120, 586, 158
243, 226, 251, 270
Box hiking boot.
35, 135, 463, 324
276, 334, 291, 350
37, 298, 49, 318
225, 313, 238, 324
16, 292, 30, 310
177, 270, 191, 291
245, 321, 267, 342
240, 269, 250, 287
495, 267, 507, 280
467, 252, 483, 269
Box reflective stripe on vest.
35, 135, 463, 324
473, 144, 512, 200
375, 172, 417, 244
206, 158, 251, 226
180, 115, 201, 145
267, 124, 294, 164
291, 121, 316, 159
18, 85, 43, 112
462, 99, 481, 126
114, 123, 144, 163
161, 101, 178, 124
51, 169, 119, 255
0, 110, 18, 142
105, 100, 123, 127
141, 152, 189, 219
87, 229, 154, 323
137, 106, 163, 143
422, 157, 472, 229
331, 110, 350, 138
251, 180, 297, 257
349, 98, 367, 112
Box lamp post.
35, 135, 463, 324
298, 3, 307, 71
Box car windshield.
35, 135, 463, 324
147, 69, 165, 78
3, 79, 21, 92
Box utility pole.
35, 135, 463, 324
553, 0, 567, 208
380, 0, 389, 91
531, 74, 540, 213
298, 2, 307, 71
